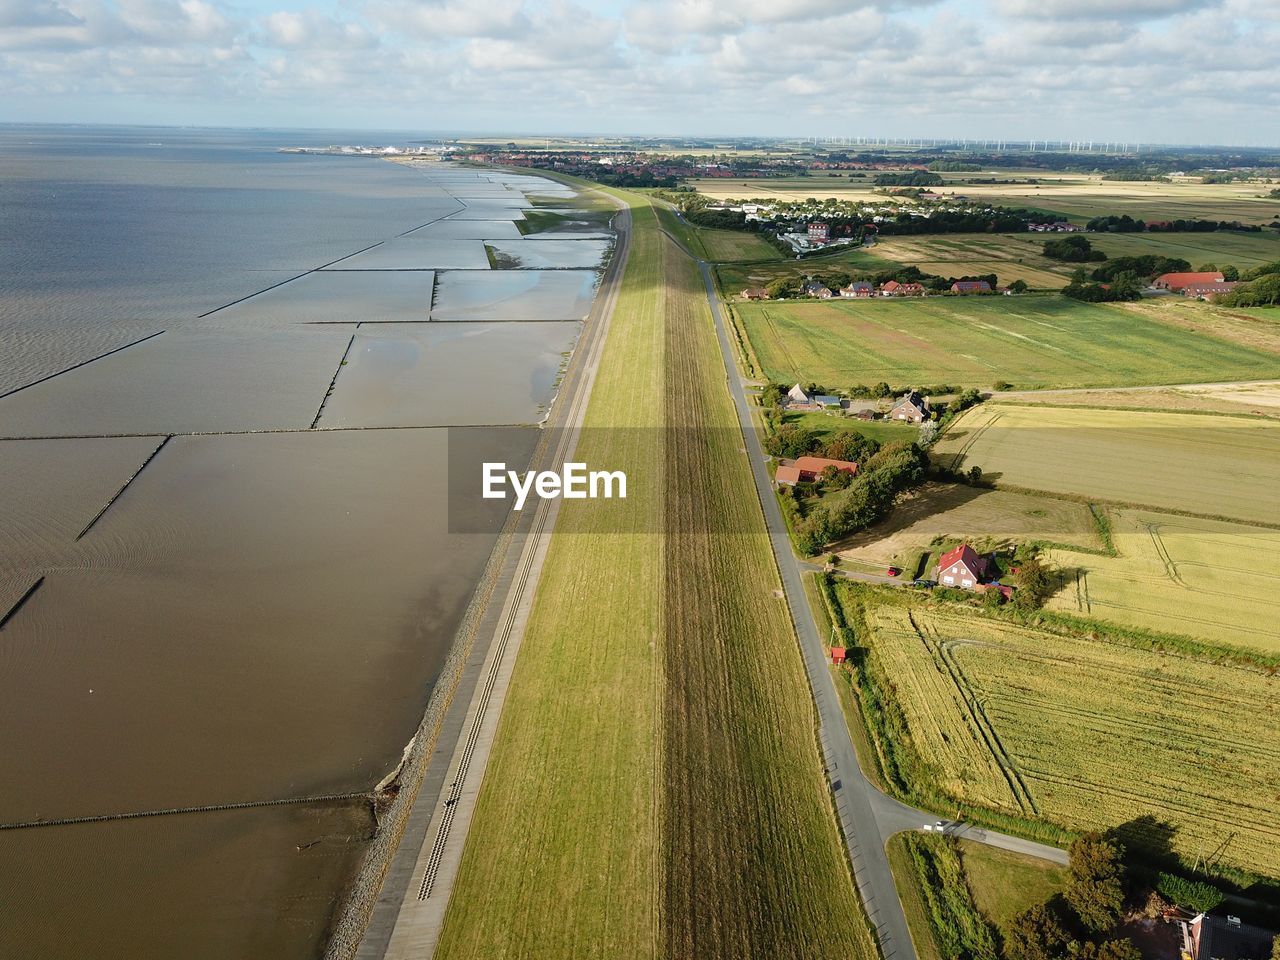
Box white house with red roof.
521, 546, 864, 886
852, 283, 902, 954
936, 543, 987, 590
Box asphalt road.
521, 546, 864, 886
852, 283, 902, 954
695, 258, 1068, 960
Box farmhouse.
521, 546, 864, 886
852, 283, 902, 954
774, 455, 859, 486
742, 286, 769, 300
1182, 281, 1240, 299
880, 280, 926, 297
951, 280, 992, 294
803, 280, 834, 299
936, 543, 987, 590
1152, 271, 1224, 292
840, 281, 875, 298
888, 390, 929, 423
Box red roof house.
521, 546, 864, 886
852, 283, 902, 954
1152, 271, 1224, 292
937, 544, 986, 590
775, 456, 859, 486
951, 280, 992, 294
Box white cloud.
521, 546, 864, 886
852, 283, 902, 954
0, 0, 1276, 143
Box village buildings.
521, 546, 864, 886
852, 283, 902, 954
839, 281, 875, 298
951, 280, 992, 294
880, 280, 926, 297
1181, 280, 1240, 299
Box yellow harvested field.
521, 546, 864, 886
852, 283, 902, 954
1046, 509, 1280, 652
1116, 299, 1280, 357
854, 601, 1280, 876
832, 483, 1102, 565
870, 235, 1071, 289
935, 403, 1280, 525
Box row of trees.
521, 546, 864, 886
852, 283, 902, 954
1086, 214, 1263, 233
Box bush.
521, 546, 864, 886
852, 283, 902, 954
1155, 873, 1225, 914
1006, 904, 1073, 960
1044, 236, 1107, 263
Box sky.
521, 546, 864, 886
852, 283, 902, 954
2, 0, 1278, 145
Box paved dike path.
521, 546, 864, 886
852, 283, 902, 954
694, 257, 1068, 960
353, 195, 632, 960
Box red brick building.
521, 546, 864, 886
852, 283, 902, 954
937, 543, 986, 590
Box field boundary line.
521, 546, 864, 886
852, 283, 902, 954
0, 330, 166, 400
0, 577, 45, 631
76, 435, 171, 541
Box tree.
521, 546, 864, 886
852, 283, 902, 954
1009, 279, 1029, 293
1270, 933, 1280, 960
967, 465, 984, 485
1065, 833, 1127, 933
1012, 554, 1052, 611
1070, 939, 1142, 960
764, 423, 819, 458
1196, 262, 1218, 272
918, 421, 940, 447
1222, 264, 1240, 281
873, 381, 893, 398
1006, 904, 1073, 960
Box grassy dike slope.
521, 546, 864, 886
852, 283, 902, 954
435, 196, 875, 959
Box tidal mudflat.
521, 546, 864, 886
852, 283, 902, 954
0, 799, 376, 960
0, 134, 614, 959
324, 237, 491, 271
431, 269, 600, 321
0, 326, 353, 437
207, 269, 436, 325
402, 219, 524, 241
485, 238, 612, 270
319, 322, 580, 427
0, 428, 535, 823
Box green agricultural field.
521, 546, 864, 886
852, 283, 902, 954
438, 194, 876, 960
831, 482, 1104, 567
935, 403, 1280, 526
1045, 508, 1280, 652
839, 594, 1280, 877
781, 408, 921, 445
735, 295, 1280, 389
1088, 230, 1280, 270
698, 227, 782, 262
956, 841, 1067, 932
655, 205, 782, 263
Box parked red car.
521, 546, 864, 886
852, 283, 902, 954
886, 567, 901, 577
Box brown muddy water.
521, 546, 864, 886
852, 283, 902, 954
0, 136, 612, 959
